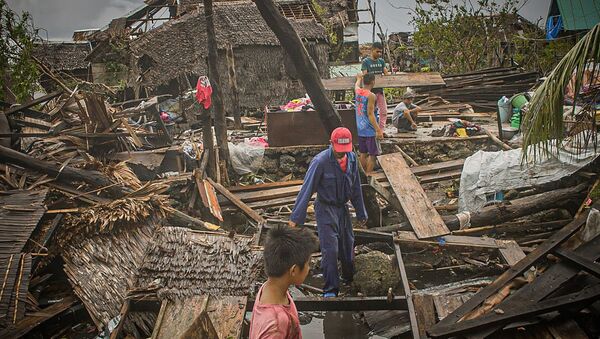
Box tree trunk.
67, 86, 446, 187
253, 0, 342, 135
225, 44, 242, 130
443, 184, 587, 230
203, 0, 230, 185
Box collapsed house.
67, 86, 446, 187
32, 41, 92, 91
128, 1, 329, 111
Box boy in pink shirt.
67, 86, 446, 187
250, 225, 318, 339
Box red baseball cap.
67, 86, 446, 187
330, 127, 353, 153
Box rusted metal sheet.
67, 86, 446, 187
267, 108, 358, 147
0, 189, 48, 257
321, 73, 446, 91
0, 254, 32, 327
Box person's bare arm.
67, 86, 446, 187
403, 109, 415, 124
368, 93, 383, 139
383, 66, 390, 75
355, 73, 363, 91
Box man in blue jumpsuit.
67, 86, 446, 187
288, 127, 368, 297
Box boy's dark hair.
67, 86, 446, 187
372, 42, 383, 50
264, 225, 319, 277
363, 73, 376, 86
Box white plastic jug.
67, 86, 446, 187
497, 96, 511, 123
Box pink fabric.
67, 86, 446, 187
337, 154, 348, 172
195, 76, 213, 109
249, 284, 301, 339
376, 92, 388, 130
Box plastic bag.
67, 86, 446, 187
229, 140, 266, 175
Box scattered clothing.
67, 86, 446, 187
430, 119, 482, 137
290, 147, 367, 294
358, 136, 380, 156
249, 283, 301, 339
195, 76, 212, 109
355, 88, 379, 137
280, 97, 312, 112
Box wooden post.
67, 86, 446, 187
253, 0, 342, 135
203, 0, 230, 185
225, 44, 242, 129
199, 106, 216, 179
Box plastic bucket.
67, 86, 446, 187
511, 94, 528, 109
497, 96, 511, 123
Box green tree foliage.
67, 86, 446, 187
411, 0, 573, 75
0, 0, 39, 102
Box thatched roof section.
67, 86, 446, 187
61, 224, 157, 333
134, 227, 262, 299
129, 0, 327, 87
33, 41, 91, 71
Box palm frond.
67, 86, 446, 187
523, 23, 600, 162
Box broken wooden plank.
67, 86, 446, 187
2, 90, 62, 116
496, 240, 526, 266
413, 294, 436, 338
322, 73, 445, 91
0, 295, 77, 338
207, 178, 265, 224
429, 212, 589, 331
433, 294, 465, 320
428, 284, 600, 338
395, 232, 505, 249
553, 247, 600, 279
227, 180, 304, 192
379, 153, 449, 239
547, 318, 590, 339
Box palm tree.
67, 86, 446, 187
523, 23, 599, 161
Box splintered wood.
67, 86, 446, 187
378, 153, 450, 239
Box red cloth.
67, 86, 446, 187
337, 154, 348, 172
195, 76, 213, 109
249, 283, 301, 339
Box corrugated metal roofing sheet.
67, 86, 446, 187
556, 0, 600, 31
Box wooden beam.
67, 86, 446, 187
394, 241, 421, 338
204, 0, 230, 184
428, 284, 600, 338
0, 296, 77, 338
321, 73, 445, 91
225, 44, 242, 129
554, 248, 600, 279
378, 153, 449, 239
429, 212, 588, 331
207, 178, 265, 224
246, 296, 408, 312
2, 90, 62, 116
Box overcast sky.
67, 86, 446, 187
7, 0, 551, 42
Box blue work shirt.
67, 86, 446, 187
290, 147, 368, 225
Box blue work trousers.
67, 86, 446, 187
316, 201, 355, 295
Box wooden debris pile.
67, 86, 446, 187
427, 66, 539, 109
